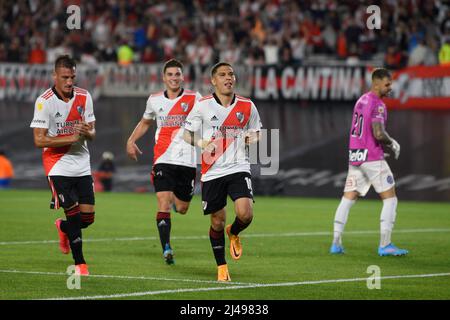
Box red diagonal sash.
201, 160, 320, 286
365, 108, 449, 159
153, 94, 196, 164
201, 100, 251, 175
42, 94, 87, 175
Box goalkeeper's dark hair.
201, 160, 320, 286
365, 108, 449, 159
163, 59, 183, 74
54, 55, 76, 71
210, 62, 233, 77
372, 68, 391, 81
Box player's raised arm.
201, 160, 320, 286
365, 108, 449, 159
126, 118, 153, 161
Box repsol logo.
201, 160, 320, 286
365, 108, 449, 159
349, 149, 368, 162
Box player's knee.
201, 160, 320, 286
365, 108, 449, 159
176, 204, 189, 215
81, 212, 95, 229
236, 207, 253, 223
211, 217, 225, 231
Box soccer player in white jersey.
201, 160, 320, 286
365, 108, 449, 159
30, 55, 96, 276
330, 68, 408, 257
183, 62, 262, 281
126, 59, 202, 264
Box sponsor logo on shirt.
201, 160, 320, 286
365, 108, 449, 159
211, 115, 219, 121
32, 119, 46, 124
55, 112, 62, 118
349, 149, 368, 162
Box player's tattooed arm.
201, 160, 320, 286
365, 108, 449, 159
33, 128, 80, 148
372, 122, 400, 159
372, 122, 393, 145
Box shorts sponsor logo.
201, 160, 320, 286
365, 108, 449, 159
387, 175, 394, 184
202, 201, 207, 210
349, 149, 368, 162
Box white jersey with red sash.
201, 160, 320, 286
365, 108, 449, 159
143, 89, 201, 168
30, 86, 95, 176
184, 94, 262, 182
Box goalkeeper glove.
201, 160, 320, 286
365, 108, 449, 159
389, 138, 400, 160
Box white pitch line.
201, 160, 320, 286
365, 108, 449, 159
42, 272, 450, 300
0, 269, 256, 286
1, 228, 449, 246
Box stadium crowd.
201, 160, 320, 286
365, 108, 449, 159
1, 0, 450, 68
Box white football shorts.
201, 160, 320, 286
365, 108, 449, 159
343, 160, 395, 197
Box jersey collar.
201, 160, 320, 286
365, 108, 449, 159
212, 93, 235, 107
52, 86, 74, 101
164, 88, 184, 99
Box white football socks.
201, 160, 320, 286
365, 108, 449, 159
380, 197, 398, 247
333, 197, 356, 245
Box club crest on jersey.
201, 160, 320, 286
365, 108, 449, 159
181, 102, 189, 112
77, 106, 84, 116
378, 105, 384, 114
236, 112, 245, 123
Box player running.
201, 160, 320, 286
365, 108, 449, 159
183, 62, 262, 281
330, 68, 408, 257
30, 55, 96, 275
126, 59, 201, 265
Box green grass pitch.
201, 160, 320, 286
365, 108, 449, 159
0, 189, 449, 300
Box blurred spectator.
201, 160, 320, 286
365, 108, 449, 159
0, 150, 14, 189
336, 31, 347, 59
407, 39, 437, 66
263, 37, 279, 65
117, 42, 134, 66
384, 45, 405, 70
439, 37, 450, 65
289, 32, 307, 64
7, 38, 22, 62
28, 41, 46, 64
142, 45, 159, 63
0, 0, 447, 66
95, 151, 116, 192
